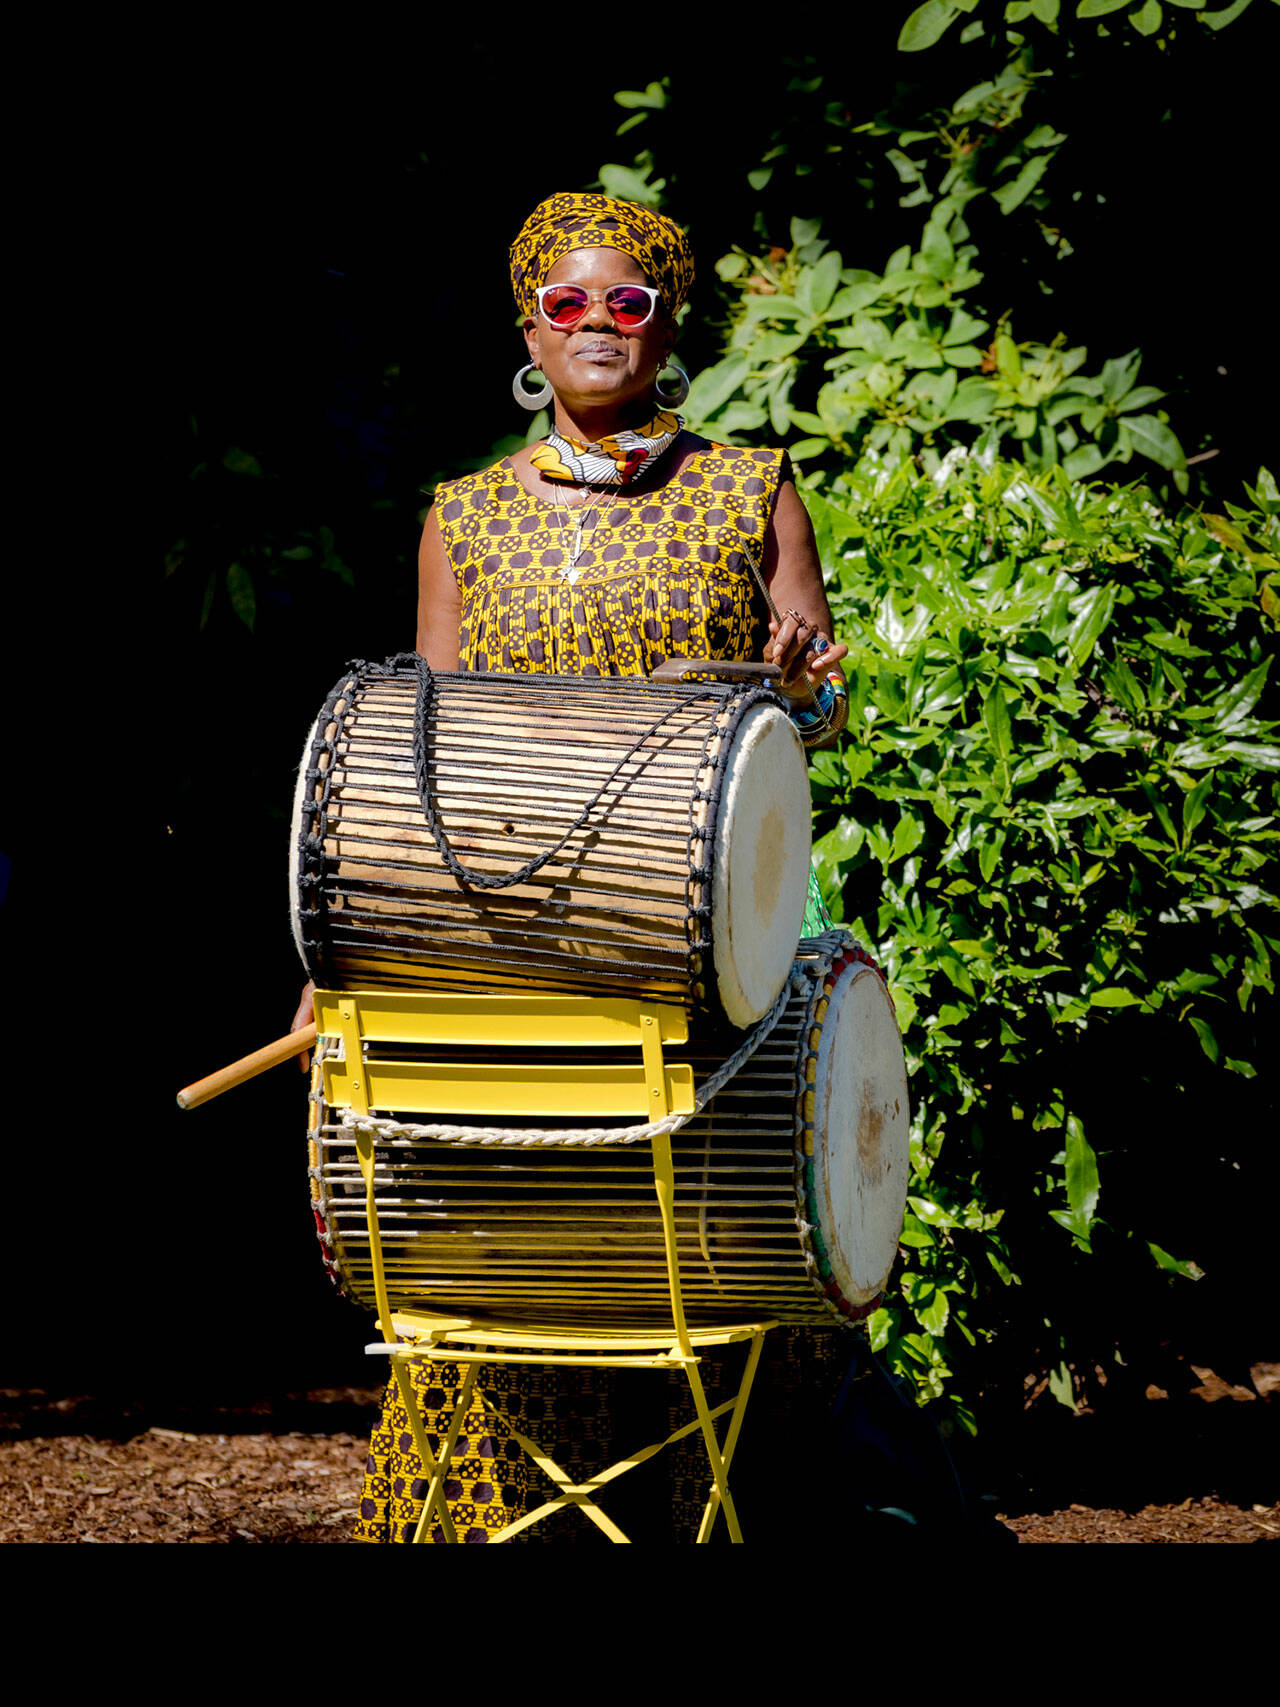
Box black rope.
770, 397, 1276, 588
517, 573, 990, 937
295, 655, 785, 1002
401, 651, 726, 893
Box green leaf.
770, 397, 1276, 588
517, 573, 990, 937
1115, 385, 1168, 413
1077, 0, 1131, 12
1148, 1243, 1204, 1280
613, 82, 667, 109
978, 829, 1007, 882
1047, 1362, 1076, 1410
1181, 776, 1213, 847
597, 163, 663, 205
982, 684, 1013, 761
1129, 0, 1165, 32
986, 1248, 1020, 1286
867, 1308, 895, 1352
891, 812, 926, 864
827, 281, 885, 318
916, 1286, 951, 1335
1188, 1015, 1219, 1063
226, 561, 256, 632
1067, 583, 1118, 666
1099, 350, 1142, 404
995, 334, 1022, 380
992, 153, 1051, 214
1124, 414, 1186, 470
898, 1, 962, 51
1089, 987, 1146, 1007
222, 446, 262, 477
1200, 0, 1254, 27
684, 350, 751, 421
907, 1196, 960, 1228
802, 250, 843, 317
813, 815, 866, 872
1221, 742, 1280, 771
1064, 1114, 1100, 1223
898, 1223, 938, 1249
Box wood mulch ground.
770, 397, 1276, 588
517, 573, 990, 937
2, 1369, 1275, 1544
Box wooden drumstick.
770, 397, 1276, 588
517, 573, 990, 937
176, 1024, 318, 1111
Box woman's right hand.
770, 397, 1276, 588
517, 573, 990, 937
292, 980, 316, 1072
766, 612, 848, 700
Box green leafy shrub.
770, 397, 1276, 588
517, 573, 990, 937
806, 449, 1278, 1421
686, 219, 1187, 489
597, 11, 1275, 1420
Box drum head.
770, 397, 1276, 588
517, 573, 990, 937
813, 964, 911, 1307
711, 704, 811, 1027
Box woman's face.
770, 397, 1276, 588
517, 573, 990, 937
523, 246, 675, 424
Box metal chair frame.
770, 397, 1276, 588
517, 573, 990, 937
316, 987, 777, 1544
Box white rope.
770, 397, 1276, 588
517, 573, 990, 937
336, 934, 852, 1152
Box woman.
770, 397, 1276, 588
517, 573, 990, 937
417, 191, 848, 718
303, 192, 854, 1542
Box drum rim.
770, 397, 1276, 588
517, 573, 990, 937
792, 938, 906, 1325
709, 701, 811, 1028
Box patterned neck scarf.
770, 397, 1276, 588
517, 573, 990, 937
530, 410, 682, 486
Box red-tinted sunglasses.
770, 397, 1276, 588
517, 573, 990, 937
535, 282, 661, 330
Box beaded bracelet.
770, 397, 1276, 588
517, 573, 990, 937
790, 672, 849, 748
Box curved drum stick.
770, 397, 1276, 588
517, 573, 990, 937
176, 1024, 318, 1111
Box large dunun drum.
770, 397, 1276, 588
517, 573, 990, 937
291, 658, 812, 1028
307, 937, 911, 1330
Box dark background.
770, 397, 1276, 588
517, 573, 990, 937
7, 16, 1276, 1403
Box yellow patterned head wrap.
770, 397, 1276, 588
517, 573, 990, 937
509, 192, 695, 321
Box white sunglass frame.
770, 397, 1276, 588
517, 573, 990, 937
535, 282, 661, 329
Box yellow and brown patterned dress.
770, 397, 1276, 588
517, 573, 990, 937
442, 439, 784, 676
351, 437, 848, 1544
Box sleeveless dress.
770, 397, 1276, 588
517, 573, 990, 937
352, 439, 843, 1544
440, 439, 783, 676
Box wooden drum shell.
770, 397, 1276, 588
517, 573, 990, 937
291, 661, 812, 1027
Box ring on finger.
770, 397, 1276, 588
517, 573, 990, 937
784, 608, 811, 630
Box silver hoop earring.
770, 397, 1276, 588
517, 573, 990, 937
654, 362, 690, 410
513, 363, 551, 411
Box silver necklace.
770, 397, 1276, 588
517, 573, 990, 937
550, 482, 609, 585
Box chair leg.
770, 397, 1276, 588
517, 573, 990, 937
387, 1357, 463, 1545
479, 1402, 632, 1543
694, 1331, 767, 1544
681, 1359, 745, 1542
408, 1359, 482, 1545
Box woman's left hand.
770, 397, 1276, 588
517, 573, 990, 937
766, 612, 849, 700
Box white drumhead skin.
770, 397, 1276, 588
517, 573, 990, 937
813, 965, 911, 1306
288, 715, 321, 971
711, 703, 812, 1027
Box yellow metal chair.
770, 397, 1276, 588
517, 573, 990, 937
314, 987, 777, 1544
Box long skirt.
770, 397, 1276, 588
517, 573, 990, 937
352, 1328, 851, 1544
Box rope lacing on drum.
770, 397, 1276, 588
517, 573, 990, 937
293, 654, 784, 999
399, 650, 728, 893
332, 933, 853, 1152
